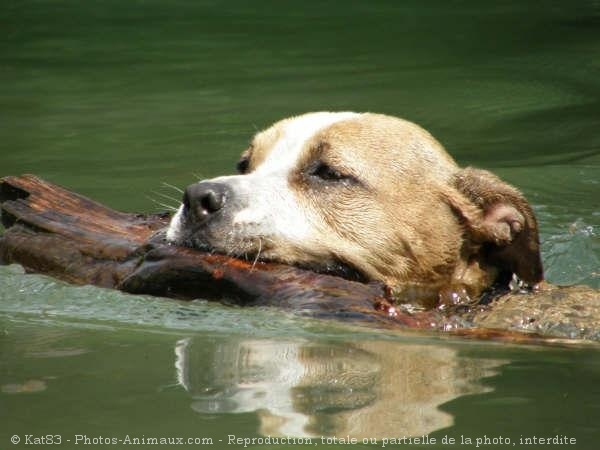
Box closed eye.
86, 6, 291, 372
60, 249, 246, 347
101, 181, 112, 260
236, 157, 250, 174
310, 161, 357, 183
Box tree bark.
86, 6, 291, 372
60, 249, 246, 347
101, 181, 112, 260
1, 175, 598, 342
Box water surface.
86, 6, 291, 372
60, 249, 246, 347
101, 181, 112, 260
1, 0, 599, 447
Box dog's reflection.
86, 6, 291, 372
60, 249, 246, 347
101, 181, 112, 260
175, 337, 503, 438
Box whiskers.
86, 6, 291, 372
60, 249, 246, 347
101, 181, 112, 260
251, 237, 262, 272
149, 177, 207, 212
146, 182, 184, 213
146, 194, 179, 212
161, 182, 184, 194
222, 232, 273, 271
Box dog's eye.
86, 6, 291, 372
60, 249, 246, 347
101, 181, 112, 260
236, 157, 250, 174
311, 162, 351, 182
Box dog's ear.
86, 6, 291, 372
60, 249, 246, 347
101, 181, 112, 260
443, 167, 543, 284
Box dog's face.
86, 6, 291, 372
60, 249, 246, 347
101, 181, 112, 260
167, 112, 543, 302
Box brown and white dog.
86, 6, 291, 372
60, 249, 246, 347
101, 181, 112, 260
166, 112, 543, 304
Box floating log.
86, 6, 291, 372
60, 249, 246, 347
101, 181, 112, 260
0, 175, 437, 326
1, 175, 598, 342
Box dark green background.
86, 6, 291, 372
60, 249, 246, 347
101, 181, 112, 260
1, 1, 599, 448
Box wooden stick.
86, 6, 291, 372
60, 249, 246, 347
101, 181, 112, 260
2, 175, 598, 343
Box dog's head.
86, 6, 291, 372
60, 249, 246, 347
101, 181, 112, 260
167, 112, 543, 302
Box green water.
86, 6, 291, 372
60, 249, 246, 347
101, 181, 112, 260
1, 0, 600, 448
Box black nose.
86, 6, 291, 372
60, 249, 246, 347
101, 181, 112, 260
183, 182, 229, 220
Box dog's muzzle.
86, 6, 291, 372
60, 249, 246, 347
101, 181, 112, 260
166, 180, 236, 251
182, 181, 231, 224
171, 179, 368, 282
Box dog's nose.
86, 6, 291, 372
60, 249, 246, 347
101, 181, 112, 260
183, 182, 229, 220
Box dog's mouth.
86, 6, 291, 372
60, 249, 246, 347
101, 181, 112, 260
291, 259, 369, 283
166, 232, 368, 283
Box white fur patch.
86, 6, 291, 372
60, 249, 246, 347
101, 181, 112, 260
166, 205, 184, 242
256, 112, 359, 175
232, 112, 360, 243
167, 112, 360, 251
166, 112, 361, 249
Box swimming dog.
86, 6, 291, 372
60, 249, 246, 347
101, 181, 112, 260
166, 112, 543, 303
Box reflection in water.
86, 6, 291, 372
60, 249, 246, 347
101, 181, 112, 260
174, 337, 505, 438
1, 379, 47, 394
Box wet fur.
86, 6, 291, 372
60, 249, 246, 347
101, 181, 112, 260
167, 112, 543, 304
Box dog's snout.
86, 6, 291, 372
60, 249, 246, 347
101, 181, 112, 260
183, 182, 229, 220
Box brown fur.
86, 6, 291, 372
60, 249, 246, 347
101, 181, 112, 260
252, 113, 542, 302
179, 112, 544, 304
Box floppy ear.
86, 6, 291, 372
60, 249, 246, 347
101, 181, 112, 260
443, 167, 544, 285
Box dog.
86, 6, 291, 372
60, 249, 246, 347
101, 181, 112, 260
166, 112, 543, 304
175, 336, 504, 438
